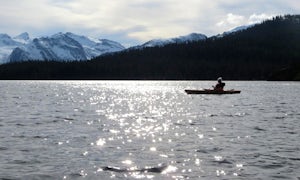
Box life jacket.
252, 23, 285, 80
215, 82, 225, 90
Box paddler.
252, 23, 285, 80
213, 77, 225, 91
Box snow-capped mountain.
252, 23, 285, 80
8, 32, 125, 63
0, 33, 30, 64
133, 33, 207, 49
227, 25, 254, 33
64, 32, 125, 59
1, 24, 255, 64
13, 32, 31, 44
0, 34, 20, 46
10, 33, 87, 62
216, 24, 255, 38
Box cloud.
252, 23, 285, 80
216, 13, 245, 27
216, 13, 276, 33
48, 0, 220, 41
249, 13, 274, 24
0, 0, 298, 46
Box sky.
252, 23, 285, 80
0, 0, 299, 47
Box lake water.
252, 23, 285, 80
0, 81, 299, 179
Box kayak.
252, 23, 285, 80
185, 89, 241, 94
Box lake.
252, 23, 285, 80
0, 81, 299, 179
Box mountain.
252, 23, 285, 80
88, 15, 300, 80
0, 33, 29, 64
0, 34, 21, 46
64, 32, 125, 59
227, 24, 254, 33
214, 24, 255, 38
13, 32, 31, 44
133, 33, 207, 49
10, 33, 88, 62
0, 26, 257, 64
3, 31, 206, 63
224, 24, 255, 34
9, 32, 125, 62
0, 14, 299, 80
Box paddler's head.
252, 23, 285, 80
217, 77, 222, 83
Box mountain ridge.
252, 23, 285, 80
8, 32, 125, 63
0, 14, 299, 80
0, 32, 126, 64
0, 32, 209, 64
133, 33, 207, 49
0, 27, 246, 64
0, 33, 29, 63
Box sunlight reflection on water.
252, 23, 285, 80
0, 81, 299, 179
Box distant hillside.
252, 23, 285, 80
0, 14, 299, 80
268, 63, 300, 81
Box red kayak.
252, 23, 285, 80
185, 89, 241, 94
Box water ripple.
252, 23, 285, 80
0, 81, 299, 179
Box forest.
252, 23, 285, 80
0, 15, 299, 80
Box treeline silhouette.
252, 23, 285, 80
0, 14, 299, 80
